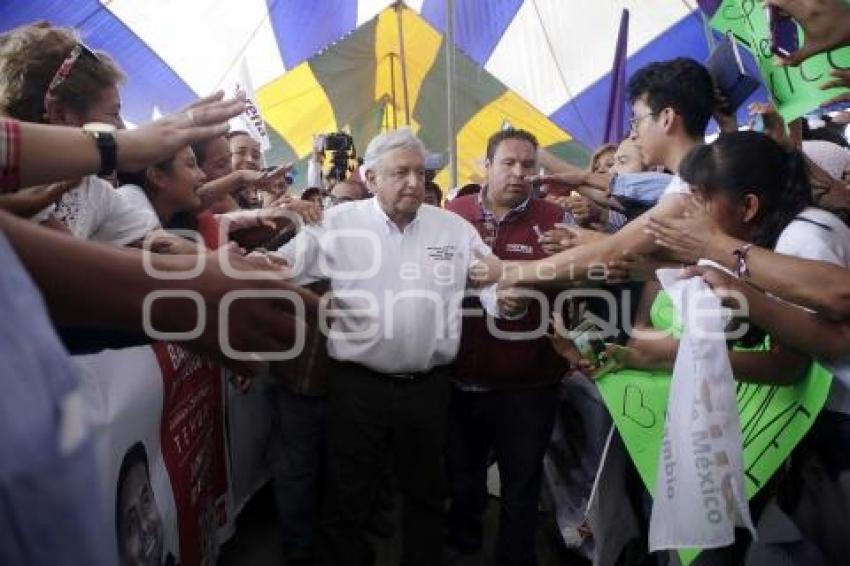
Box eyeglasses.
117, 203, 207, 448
44, 42, 100, 113
628, 112, 658, 133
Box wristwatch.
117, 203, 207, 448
82, 122, 118, 176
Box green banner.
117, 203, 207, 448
708, 0, 850, 121
595, 292, 833, 564
597, 364, 832, 498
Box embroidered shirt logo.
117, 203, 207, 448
505, 243, 534, 254
426, 245, 456, 260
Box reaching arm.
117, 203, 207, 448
537, 147, 586, 175
197, 171, 246, 208
198, 166, 291, 210
693, 265, 850, 361
0, 209, 318, 372
11, 92, 244, 190
716, 242, 850, 319
612, 331, 809, 386
504, 193, 689, 288
0, 180, 77, 217
648, 212, 850, 319
728, 346, 810, 386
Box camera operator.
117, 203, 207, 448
308, 132, 357, 192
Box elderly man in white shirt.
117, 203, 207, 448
274, 127, 503, 566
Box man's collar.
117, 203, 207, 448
478, 185, 532, 221
370, 195, 420, 233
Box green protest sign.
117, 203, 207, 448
597, 363, 832, 498
707, 0, 850, 121
596, 292, 832, 564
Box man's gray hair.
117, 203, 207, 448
363, 127, 427, 172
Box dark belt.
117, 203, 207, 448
336, 361, 445, 383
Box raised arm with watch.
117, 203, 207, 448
12, 91, 245, 190
646, 201, 850, 319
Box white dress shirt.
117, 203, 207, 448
274, 198, 497, 373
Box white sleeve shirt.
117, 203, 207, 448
274, 199, 495, 373
116, 184, 162, 229
49, 177, 159, 245
773, 207, 850, 415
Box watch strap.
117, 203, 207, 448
93, 130, 117, 176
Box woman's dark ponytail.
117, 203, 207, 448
751, 146, 812, 249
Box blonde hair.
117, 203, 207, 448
0, 22, 125, 123
588, 143, 617, 173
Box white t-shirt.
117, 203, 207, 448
661, 175, 690, 196
37, 176, 159, 245
773, 207, 850, 414
116, 184, 160, 227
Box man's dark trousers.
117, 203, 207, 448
319, 362, 450, 566
447, 383, 559, 566
268, 384, 326, 565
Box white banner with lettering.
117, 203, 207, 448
648, 268, 755, 550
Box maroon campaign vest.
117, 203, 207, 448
446, 194, 568, 388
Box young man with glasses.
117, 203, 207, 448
495, 57, 715, 290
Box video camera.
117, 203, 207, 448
317, 132, 356, 182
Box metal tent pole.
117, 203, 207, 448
446, 0, 457, 188
395, 2, 412, 126
389, 53, 399, 129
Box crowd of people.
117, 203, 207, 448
3, 0, 850, 565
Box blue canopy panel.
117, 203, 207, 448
0, 0, 197, 124
419, 0, 523, 65
2, 1, 768, 147
267, 0, 359, 69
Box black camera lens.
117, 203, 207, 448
324, 132, 353, 152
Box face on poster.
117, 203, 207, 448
116, 441, 176, 566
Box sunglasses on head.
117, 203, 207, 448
44, 42, 100, 112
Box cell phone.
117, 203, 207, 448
751, 113, 765, 133
570, 320, 606, 367
765, 6, 799, 58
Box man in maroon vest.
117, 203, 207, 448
445, 129, 571, 566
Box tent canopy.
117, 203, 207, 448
2, 1, 729, 183
257, 5, 584, 187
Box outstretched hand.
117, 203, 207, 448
763, 0, 850, 66
117, 91, 246, 171
645, 197, 724, 263
547, 312, 596, 373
